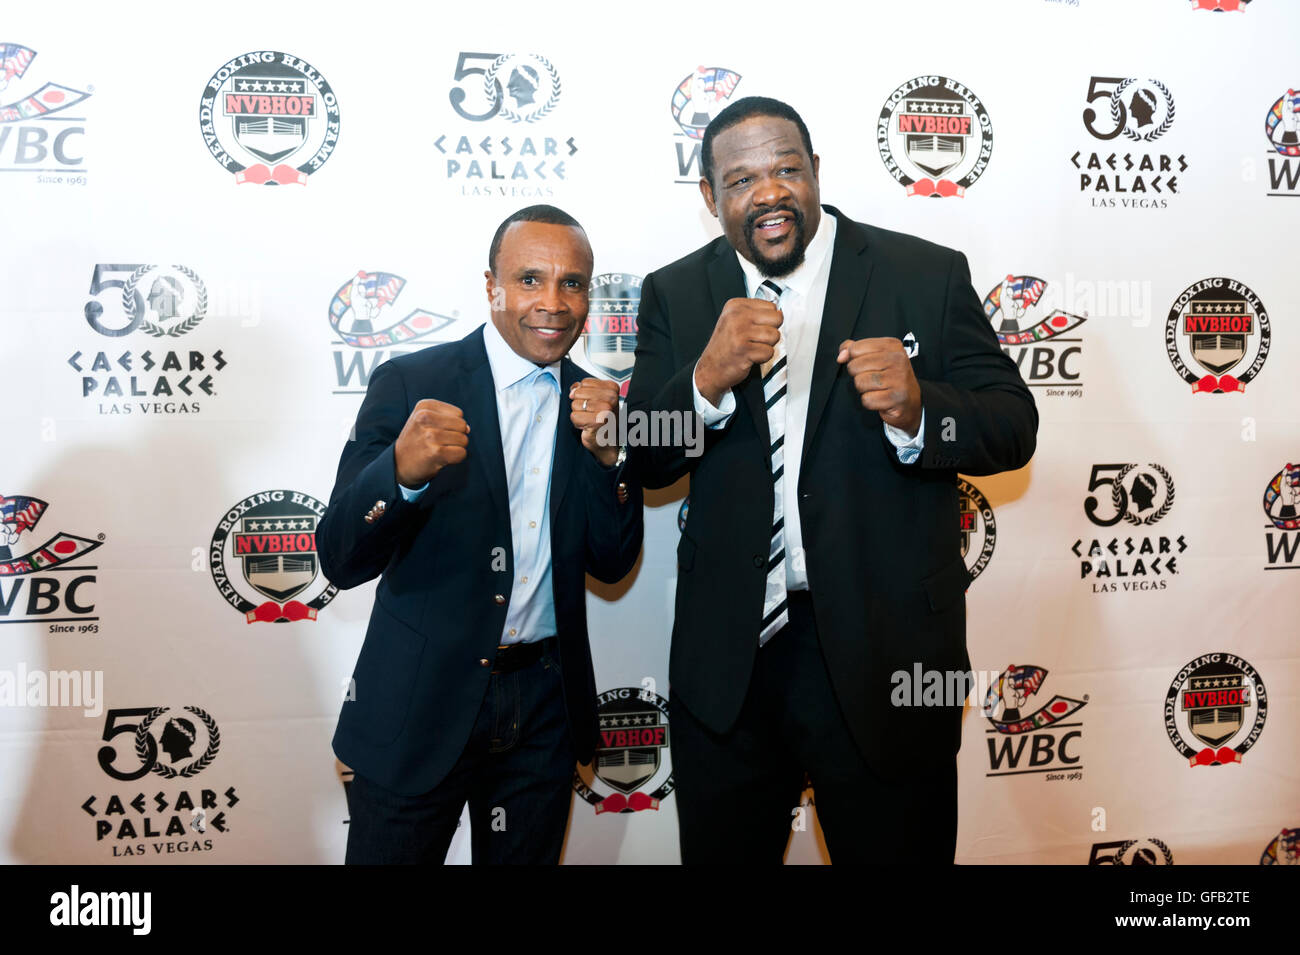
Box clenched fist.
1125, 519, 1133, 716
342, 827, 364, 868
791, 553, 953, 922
569, 377, 621, 468
836, 337, 922, 437
393, 398, 470, 488
694, 297, 784, 406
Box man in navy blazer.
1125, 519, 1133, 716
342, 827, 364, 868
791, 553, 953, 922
318, 205, 643, 865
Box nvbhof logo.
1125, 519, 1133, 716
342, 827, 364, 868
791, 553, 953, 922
1260, 827, 1298, 865
579, 272, 640, 397
984, 665, 1088, 735
209, 490, 337, 623
1190, 0, 1250, 9
1165, 277, 1269, 394
574, 687, 674, 815
1089, 838, 1174, 865
878, 75, 992, 198
958, 478, 995, 584
1164, 653, 1267, 767
199, 50, 340, 185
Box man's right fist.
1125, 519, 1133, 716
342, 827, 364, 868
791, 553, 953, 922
693, 297, 783, 406
393, 399, 470, 488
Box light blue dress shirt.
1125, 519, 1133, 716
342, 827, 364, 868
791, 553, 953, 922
399, 320, 560, 645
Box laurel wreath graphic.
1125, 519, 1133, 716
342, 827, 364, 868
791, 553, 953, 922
135, 705, 221, 779
485, 54, 561, 124
122, 265, 208, 338
1112, 463, 1175, 527
1111, 78, 1175, 143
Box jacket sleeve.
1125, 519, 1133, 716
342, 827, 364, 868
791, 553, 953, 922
625, 271, 726, 489
581, 453, 644, 585
316, 359, 447, 589
914, 251, 1039, 475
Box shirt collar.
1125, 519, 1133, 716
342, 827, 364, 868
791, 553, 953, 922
482, 318, 561, 392
735, 207, 838, 300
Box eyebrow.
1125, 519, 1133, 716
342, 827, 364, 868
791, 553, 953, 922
719, 147, 804, 182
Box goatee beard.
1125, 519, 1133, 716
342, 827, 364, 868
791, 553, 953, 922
744, 206, 807, 279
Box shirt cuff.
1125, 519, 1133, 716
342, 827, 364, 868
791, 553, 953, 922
398, 481, 428, 502
883, 408, 925, 464
691, 360, 736, 429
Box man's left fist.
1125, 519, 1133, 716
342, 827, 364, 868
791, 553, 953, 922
569, 377, 621, 468
836, 337, 922, 438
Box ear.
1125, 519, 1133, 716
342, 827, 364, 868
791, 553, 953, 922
484, 269, 495, 307
812, 153, 820, 183
698, 176, 718, 217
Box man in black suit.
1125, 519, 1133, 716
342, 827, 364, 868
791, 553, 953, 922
626, 98, 1036, 863
319, 205, 643, 865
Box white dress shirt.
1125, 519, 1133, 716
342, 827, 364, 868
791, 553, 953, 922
691, 211, 925, 590
401, 320, 560, 644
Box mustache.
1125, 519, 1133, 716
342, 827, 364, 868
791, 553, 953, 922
745, 205, 805, 233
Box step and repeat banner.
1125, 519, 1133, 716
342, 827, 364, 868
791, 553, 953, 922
0, 0, 1296, 865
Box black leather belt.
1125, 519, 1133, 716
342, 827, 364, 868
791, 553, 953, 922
492, 636, 557, 674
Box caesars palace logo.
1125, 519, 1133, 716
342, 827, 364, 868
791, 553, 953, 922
329, 269, 457, 396
1089, 838, 1175, 865
70, 263, 229, 416
436, 52, 576, 198
1165, 653, 1267, 768
984, 273, 1087, 395
878, 75, 992, 198
574, 687, 674, 815
82, 705, 239, 858
958, 479, 995, 584
579, 272, 641, 397
1165, 278, 1269, 395
1073, 75, 1185, 210
1074, 463, 1188, 594
0, 42, 90, 181
199, 50, 340, 185
669, 65, 742, 184
209, 490, 338, 624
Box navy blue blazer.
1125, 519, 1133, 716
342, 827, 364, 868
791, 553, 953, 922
319, 325, 643, 796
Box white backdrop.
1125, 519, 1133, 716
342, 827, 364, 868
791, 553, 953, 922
0, 0, 1296, 865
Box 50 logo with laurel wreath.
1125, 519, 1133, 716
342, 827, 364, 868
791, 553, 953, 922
97, 705, 220, 781
83, 263, 208, 338
1082, 76, 1176, 142
448, 52, 561, 124
1084, 463, 1176, 527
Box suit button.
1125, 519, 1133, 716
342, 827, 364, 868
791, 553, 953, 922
801, 492, 812, 501
753, 555, 764, 568
493, 594, 505, 605
479, 658, 491, 668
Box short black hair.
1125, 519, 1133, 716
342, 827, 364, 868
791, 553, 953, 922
701, 96, 815, 187
488, 204, 586, 274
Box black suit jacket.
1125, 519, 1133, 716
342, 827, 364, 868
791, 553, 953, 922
626, 206, 1037, 774
319, 326, 643, 796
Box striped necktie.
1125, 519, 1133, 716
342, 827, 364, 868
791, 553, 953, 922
756, 278, 787, 646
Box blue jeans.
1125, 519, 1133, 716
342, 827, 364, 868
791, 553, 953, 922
345, 641, 575, 864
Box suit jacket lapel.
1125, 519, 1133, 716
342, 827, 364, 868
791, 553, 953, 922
549, 358, 581, 521
802, 209, 873, 468
706, 242, 772, 455
460, 326, 510, 519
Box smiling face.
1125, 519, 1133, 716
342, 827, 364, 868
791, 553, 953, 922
485, 220, 593, 365
700, 115, 821, 279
